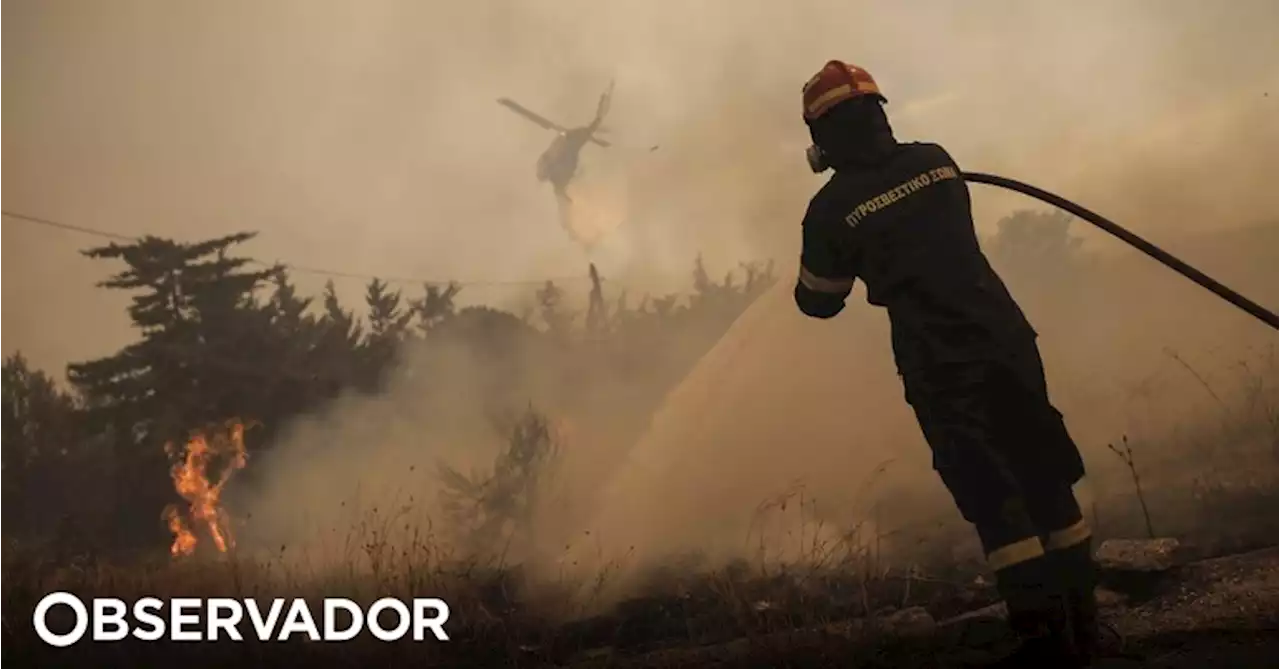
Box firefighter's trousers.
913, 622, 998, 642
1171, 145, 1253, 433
902, 345, 1094, 633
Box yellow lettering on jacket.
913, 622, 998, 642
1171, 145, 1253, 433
844, 165, 960, 227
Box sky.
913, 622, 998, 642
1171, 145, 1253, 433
4, 0, 1277, 377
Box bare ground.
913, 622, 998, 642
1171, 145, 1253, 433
6, 465, 1276, 669
2, 545, 1274, 668
557, 547, 1278, 669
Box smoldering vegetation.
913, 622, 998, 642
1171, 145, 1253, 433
3, 215, 1274, 668
3, 0, 1277, 666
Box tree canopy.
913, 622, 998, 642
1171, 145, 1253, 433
4, 231, 776, 558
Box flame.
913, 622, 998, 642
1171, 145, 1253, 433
161, 421, 249, 558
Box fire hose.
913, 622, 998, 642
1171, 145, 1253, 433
962, 172, 1279, 331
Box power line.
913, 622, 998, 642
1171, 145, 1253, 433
2, 209, 594, 287
2, 210, 137, 242
244, 259, 589, 287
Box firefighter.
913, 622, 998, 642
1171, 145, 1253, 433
792, 60, 1100, 667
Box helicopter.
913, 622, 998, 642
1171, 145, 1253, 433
497, 80, 614, 204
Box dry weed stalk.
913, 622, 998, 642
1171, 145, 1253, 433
1106, 435, 1155, 539
1235, 345, 1279, 450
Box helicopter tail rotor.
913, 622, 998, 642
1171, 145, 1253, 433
590, 79, 614, 129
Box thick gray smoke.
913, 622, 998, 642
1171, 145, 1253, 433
6, 0, 1276, 372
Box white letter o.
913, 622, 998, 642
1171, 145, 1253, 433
34, 592, 89, 648
366, 598, 410, 641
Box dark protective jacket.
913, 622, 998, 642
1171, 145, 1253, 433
794, 141, 1037, 376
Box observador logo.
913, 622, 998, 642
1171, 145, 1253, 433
32, 592, 451, 646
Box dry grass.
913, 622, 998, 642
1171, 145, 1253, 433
4, 350, 1276, 668
2, 472, 987, 668
1087, 345, 1278, 553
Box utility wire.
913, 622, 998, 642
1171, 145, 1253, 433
2, 209, 595, 287
2, 210, 137, 242
3, 212, 768, 384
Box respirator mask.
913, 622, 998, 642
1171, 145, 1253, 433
805, 144, 830, 173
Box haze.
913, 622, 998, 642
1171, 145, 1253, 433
5, 0, 1276, 376
6, 1, 1278, 612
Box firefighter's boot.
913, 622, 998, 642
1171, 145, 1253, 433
980, 593, 1081, 668
1050, 539, 1101, 664
972, 548, 1083, 668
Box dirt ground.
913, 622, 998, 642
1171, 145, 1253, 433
4, 545, 1273, 668
559, 547, 1278, 669
1103, 548, 1277, 668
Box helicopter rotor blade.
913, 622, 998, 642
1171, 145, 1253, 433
497, 98, 569, 133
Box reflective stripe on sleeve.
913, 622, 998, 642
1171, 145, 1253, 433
798, 265, 854, 294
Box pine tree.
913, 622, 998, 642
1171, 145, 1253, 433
66, 233, 276, 544
412, 282, 462, 335
306, 280, 365, 398
360, 278, 414, 389
69, 233, 276, 436
254, 271, 325, 428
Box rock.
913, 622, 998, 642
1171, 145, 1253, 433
574, 646, 614, 660
938, 585, 1126, 628
1096, 538, 1185, 572
823, 618, 866, 639
939, 601, 1007, 627
1096, 587, 1128, 608
876, 606, 936, 637
936, 602, 1009, 648
825, 607, 937, 641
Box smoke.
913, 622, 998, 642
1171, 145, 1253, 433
5, 0, 1276, 599
7, 0, 1277, 364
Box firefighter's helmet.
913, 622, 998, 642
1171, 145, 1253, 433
802, 60, 885, 123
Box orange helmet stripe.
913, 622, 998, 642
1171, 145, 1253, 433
803, 60, 884, 121
805, 83, 854, 117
